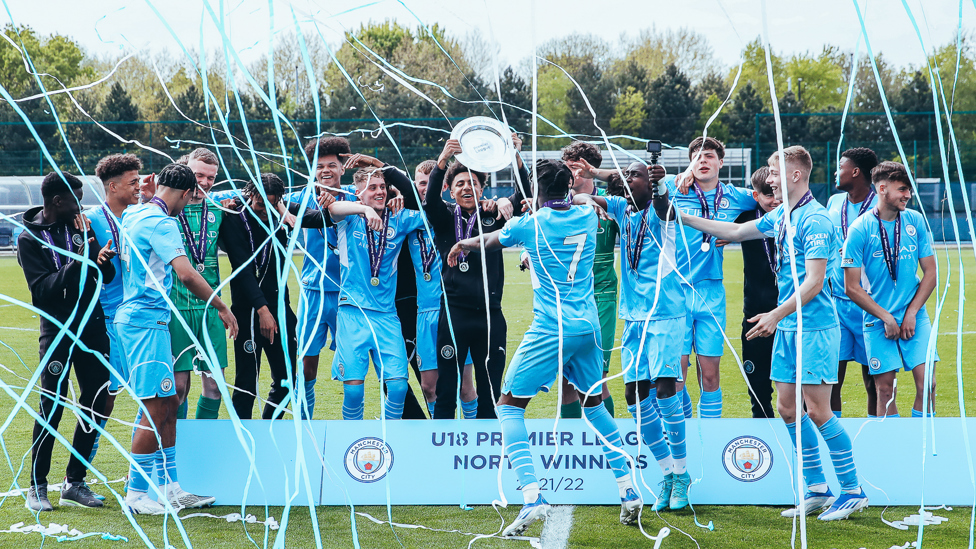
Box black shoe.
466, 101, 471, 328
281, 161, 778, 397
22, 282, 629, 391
25, 484, 53, 512
60, 480, 104, 508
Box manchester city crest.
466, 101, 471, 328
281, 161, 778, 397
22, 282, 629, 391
720, 197, 730, 209
208, 211, 217, 223
906, 224, 917, 236
722, 436, 773, 482
243, 339, 255, 353
743, 360, 755, 374
386, 226, 396, 239
72, 233, 85, 247
160, 378, 174, 393
440, 345, 455, 359
870, 357, 881, 371
344, 437, 394, 483
47, 361, 64, 376
482, 216, 495, 227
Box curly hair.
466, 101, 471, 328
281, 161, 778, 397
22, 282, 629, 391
605, 172, 626, 197
841, 147, 879, 180
444, 161, 487, 188
561, 141, 603, 168
304, 136, 351, 161
156, 163, 196, 191
533, 159, 573, 198
244, 173, 286, 200
95, 153, 143, 183
688, 136, 725, 160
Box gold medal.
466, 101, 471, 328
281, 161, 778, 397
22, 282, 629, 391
370, 277, 380, 286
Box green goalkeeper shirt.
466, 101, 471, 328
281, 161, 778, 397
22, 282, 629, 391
169, 200, 224, 310
593, 188, 619, 301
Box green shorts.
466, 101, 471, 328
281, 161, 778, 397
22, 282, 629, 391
170, 308, 228, 373
596, 297, 618, 374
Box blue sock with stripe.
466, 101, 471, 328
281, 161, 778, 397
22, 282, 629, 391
818, 416, 859, 492
628, 397, 672, 472
657, 394, 687, 474
383, 379, 408, 419
786, 415, 827, 488
127, 452, 156, 494
88, 418, 107, 463
301, 379, 316, 420
833, 410, 842, 418
681, 387, 693, 418
699, 388, 723, 418
461, 398, 478, 419
427, 400, 436, 418
156, 446, 178, 486
498, 405, 539, 502
584, 403, 630, 480
342, 383, 365, 420
911, 408, 933, 417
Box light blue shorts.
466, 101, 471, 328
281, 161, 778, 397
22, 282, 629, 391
836, 298, 868, 365
105, 317, 127, 392
331, 306, 408, 381
771, 327, 841, 385
682, 279, 726, 357
115, 322, 176, 399
502, 328, 604, 398
864, 311, 939, 375
416, 309, 439, 372
297, 288, 339, 356
621, 317, 684, 383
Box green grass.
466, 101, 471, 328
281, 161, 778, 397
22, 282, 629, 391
0, 248, 974, 548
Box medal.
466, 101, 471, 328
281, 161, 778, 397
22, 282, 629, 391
364, 209, 391, 289
841, 190, 875, 238
775, 191, 815, 270
692, 181, 723, 254
459, 262, 469, 272
240, 210, 271, 279
423, 272, 432, 282
416, 229, 437, 283
196, 263, 205, 273
453, 205, 478, 264
625, 203, 651, 274
874, 208, 900, 281
178, 201, 210, 272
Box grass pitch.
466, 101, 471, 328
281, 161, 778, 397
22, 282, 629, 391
0, 248, 974, 548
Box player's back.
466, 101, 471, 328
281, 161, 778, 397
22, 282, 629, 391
115, 204, 183, 328
501, 206, 600, 336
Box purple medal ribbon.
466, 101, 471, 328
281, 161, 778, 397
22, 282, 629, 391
149, 196, 169, 216
101, 206, 120, 253
364, 209, 391, 282
775, 190, 815, 271
625, 203, 651, 274
755, 209, 775, 274
692, 181, 723, 249
874, 207, 900, 281
40, 227, 73, 270
177, 201, 210, 266
239, 211, 270, 278
841, 190, 875, 238
454, 205, 478, 263
542, 199, 571, 209
416, 229, 436, 279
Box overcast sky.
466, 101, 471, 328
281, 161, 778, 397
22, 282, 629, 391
4, 0, 971, 75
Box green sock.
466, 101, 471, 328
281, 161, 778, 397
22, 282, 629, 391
560, 400, 582, 419
603, 395, 615, 417
177, 398, 188, 420
196, 395, 221, 419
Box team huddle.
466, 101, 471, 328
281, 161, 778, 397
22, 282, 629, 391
17, 132, 936, 533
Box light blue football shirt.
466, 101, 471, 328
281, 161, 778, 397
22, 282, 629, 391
604, 195, 686, 322
826, 191, 878, 301
841, 208, 933, 325
336, 208, 425, 313
406, 227, 442, 313
498, 206, 600, 336
284, 186, 356, 294
114, 203, 187, 328
85, 205, 126, 319
755, 198, 838, 331
664, 176, 757, 283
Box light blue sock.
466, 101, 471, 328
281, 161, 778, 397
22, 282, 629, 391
833, 410, 842, 418
786, 415, 827, 488
461, 398, 479, 419
628, 397, 670, 463
911, 408, 933, 418
127, 452, 156, 494
384, 379, 408, 419
301, 379, 317, 420
427, 400, 436, 418
867, 414, 878, 418
818, 416, 859, 492
498, 405, 537, 489
156, 446, 177, 486
699, 388, 723, 418
657, 394, 687, 464
88, 418, 107, 463
583, 403, 629, 479
681, 387, 693, 418
342, 383, 365, 420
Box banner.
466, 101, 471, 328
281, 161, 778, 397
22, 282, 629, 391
177, 418, 976, 506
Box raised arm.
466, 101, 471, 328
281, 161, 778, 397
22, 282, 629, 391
445, 232, 504, 267
682, 214, 765, 242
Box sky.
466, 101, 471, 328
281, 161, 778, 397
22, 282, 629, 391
3, 0, 971, 75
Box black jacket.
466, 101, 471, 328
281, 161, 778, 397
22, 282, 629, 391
736, 208, 779, 318
220, 203, 327, 312
18, 206, 114, 334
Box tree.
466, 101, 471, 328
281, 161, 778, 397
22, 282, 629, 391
644, 64, 701, 146
95, 81, 140, 149
610, 86, 646, 141
621, 27, 718, 84
726, 82, 766, 145
697, 93, 730, 143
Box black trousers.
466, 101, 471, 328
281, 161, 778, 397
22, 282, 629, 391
433, 305, 507, 419
741, 318, 776, 419
232, 306, 298, 420
31, 320, 110, 486
395, 296, 427, 419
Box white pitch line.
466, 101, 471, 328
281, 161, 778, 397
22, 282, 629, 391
0, 326, 36, 332
539, 505, 574, 549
